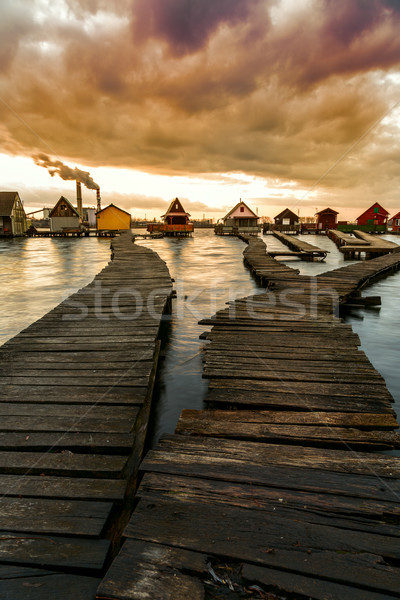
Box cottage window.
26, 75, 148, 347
240, 206, 244, 212
396, 219, 400, 226
282, 218, 290, 225
374, 206, 379, 213
176, 203, 178, 210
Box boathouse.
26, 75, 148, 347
49, 196, 80, 232
215, 200, 259, 235
356, 202, 389, 230
96, 204, 131, 232
147, 198, 194, 236
273, 208, 299, 232
391, 211, 400, 232
316, 207, 339, 231
0, 191, 27, 237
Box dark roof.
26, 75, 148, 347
161, 198, 190, 218
0, 192, 19, 216
223, 200, 258, 220
96, 203, 131, 216
356, 202, 389, 220
49, 196, 79, 218
274, 208, 299, 221
315, 207, 339, 215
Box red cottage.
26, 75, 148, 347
356, 202, 389, 228
316, 208, 339, 231
147, 198, 193, 236
391, 211, 400, 232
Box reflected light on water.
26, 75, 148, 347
0, 236, 111, 345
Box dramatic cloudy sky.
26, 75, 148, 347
1, 0, 400, 220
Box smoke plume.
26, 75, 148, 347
34, 154, 99, 190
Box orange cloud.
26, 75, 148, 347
1, 0, 400, 215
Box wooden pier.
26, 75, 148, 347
0, 233, 172, 598
328, 228, 399, 260
99, 235, 400, 600
272, 230, 328, 260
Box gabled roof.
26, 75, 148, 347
0, 192, 20, 216
391, 211, 400, 220
274, 208, 299, 221
356, 202, 389, 220
161, 198, 190, 218
223, 200, 258, 220
96, 203, 131, 216
315, 207, 339, 215
49, 196, 79, 218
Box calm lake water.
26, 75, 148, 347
0, 236, 111, 345
1, 230, 399, 446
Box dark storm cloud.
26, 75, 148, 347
1, 0, 400, 215
132, 0, 267, 56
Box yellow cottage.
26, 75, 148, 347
96, 204, 131, 231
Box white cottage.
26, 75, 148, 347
49, 196, 80, 232
215, 200, 259, 235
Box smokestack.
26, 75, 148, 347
96, 188, 101, 212
76, 181, 83, 220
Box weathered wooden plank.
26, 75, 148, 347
0, 497, 112, 536
204, 368, 384, 384
242, 563, 396, 600
0, 533, 110, 571
208, 378, 393, 400
0, 386, 147, 404
0, 376, 149, 387
178, 409, 399, 428
97, 540, 205, 600
140, 450, 400, 504
138, 472, 400, 521
0, 474, 126, 500
0, 415, 139, 433
0, 567, 100, 600
125, 497, 400, 593
0, 451, 127, 477
206, 389, 394, 413
0, 432, 134, 452
158, 435, 400, 477
0, 403, 138, 417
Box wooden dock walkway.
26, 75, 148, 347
328, 228, 399, 260
0, 233, 172, 599
99, 235, 400, 600
272, 230, 328, 260
328, 229, 368, 247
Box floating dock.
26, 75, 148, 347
0, 233, 172, 598
99, 235, 400, 600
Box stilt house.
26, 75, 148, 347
147, 198, 193, 236
49, 196, 80, 232
391, 211, 400, 232
96, 204, 131, 231
0, 192, 27, 237
274, 208, 299, 232
356, 203, 389, 230
215, 200, 259, 235
316, 208, 339, 231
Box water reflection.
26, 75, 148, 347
135, 229, 261, 445
0, 236, 111, 345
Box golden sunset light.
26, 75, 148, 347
1, 0, 400, 220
